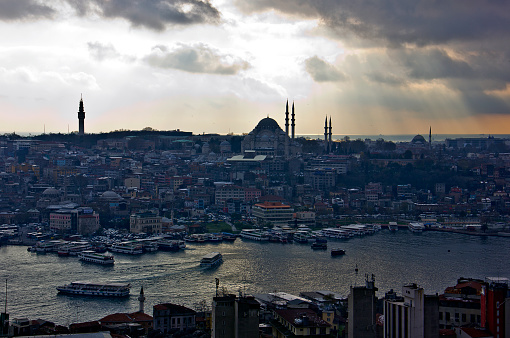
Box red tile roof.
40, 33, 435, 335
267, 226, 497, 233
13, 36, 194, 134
100, 312, 153, 324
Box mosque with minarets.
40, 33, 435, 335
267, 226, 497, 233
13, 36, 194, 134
241, 100, 304, 157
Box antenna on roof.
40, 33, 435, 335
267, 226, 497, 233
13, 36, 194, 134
4, 279, 6, 314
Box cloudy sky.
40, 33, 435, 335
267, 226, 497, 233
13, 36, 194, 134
1, 0, 510, 136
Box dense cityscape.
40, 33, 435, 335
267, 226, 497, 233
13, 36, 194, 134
0, 99, 509, 337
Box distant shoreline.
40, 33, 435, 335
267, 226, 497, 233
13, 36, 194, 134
2, 131, 510, 143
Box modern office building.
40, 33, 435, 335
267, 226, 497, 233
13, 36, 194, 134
251, 201, 294, 227
383, 283, 439, 338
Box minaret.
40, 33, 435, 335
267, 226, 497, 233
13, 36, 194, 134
138, 286, 145, 313
285, 100, 289, 136
429, 126, 432, 149
324, 116, 328, 152
291, 102, 295, 139
285, 100, 290, 157
329, 116, 332, 153
78, 95, 85, 135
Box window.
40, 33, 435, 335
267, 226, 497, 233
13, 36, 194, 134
470, 314, 475, 323
445, 312, 450, 321
439, 312, 443, 320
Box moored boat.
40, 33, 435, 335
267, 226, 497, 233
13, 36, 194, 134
157, 239, 180, 252
56, 281, 130, 297
408, 222, 425, 233
110, 241, 143, 254
240, 229, 269, 241
78, 250, 114, 265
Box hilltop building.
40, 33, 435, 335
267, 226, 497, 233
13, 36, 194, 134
241, 101, 302, 157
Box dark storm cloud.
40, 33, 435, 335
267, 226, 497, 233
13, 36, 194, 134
0, 0, 54, 21
65, 0, 221, 30
145, 44, 250, 75
234, 0, 510, 47
396, 49, 475, 80
305, 56, 346, 82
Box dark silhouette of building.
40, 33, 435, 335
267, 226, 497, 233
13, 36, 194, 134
78, 95, 85, 135
211, 294, 260, 338
348, 275, 378, 338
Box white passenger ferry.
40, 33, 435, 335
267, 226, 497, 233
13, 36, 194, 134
110, 241, 143, 254
56, 281, 130, 297
408, 222, 425, 233
200, 252, 223, 268
240, 229, 269, 241
78, 250, 114, 265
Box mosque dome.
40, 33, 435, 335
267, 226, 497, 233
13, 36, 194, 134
42, 188, 61, 196
100, 191, 122, 200
411, 135, 426, 144
255, 117, 281, 131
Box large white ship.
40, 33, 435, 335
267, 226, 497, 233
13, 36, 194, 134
78, 251, 114, 265
240, 229, 269, 241
110, 241, 143, 254
56, 281, 130, 297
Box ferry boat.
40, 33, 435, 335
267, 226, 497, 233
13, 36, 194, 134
157, 239, 180, 252
321, 228, 351, 239
221, 232, 237, 242
142, 242, 159, 253
240, 229, 269, 241
200, 252, 223, 268
331, 248, 346, 256
293, 231, 314, 244
408, 222, 425, 233
56, 281, 130, 297
110, 241, 143, 255
388, 222, 398, 231
311, 242, 327, 250
78, 250, 114, 265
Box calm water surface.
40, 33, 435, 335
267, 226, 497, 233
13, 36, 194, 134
0, 230, 508, 325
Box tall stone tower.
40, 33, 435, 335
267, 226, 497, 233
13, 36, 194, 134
291, 102, 295, 139
138, 286, 145, 313
78, 95, 85, 135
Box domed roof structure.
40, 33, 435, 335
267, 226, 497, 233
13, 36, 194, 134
411, 134, 426, 144
100, 191, 122, 201
42, 188, 61, 196
255, 117, 281, 131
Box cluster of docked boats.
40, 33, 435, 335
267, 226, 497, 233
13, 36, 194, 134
239, 224, 381, 244
184, 232, 237, 243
